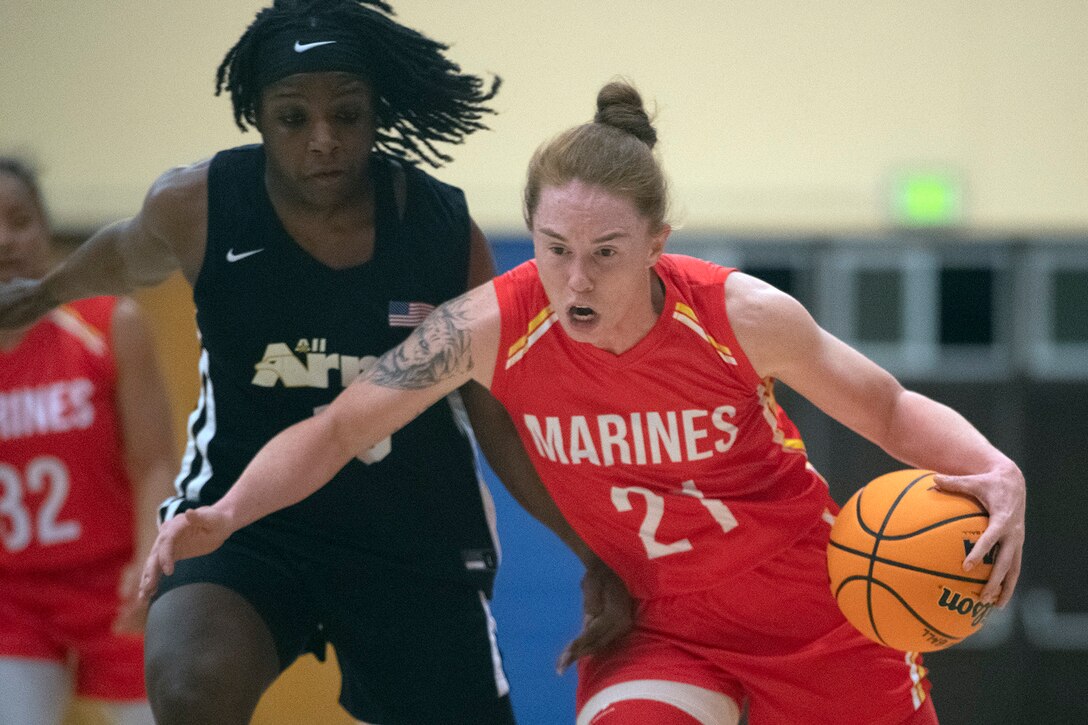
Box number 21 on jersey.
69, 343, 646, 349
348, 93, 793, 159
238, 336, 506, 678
611, 479, 738, 560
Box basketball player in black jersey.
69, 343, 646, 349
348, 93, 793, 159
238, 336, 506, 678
0, 2, 632, 723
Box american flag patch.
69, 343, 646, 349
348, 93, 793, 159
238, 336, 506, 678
388, 301, 435, 327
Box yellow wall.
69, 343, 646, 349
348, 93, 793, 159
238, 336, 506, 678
2, 1, 1087, 235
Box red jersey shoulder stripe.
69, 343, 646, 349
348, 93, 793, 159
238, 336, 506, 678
48, 305, 107, 357
505, 305, 558, 369
672, 301, 737, 365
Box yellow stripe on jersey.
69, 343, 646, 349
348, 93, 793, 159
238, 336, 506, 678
906, 652, 928, 710
671, 302, 737, 365
49, 305, 107, 357
506, 305, 558, 369
758, 379, 811, 457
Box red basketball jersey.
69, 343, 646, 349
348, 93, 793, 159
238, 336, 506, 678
491, 255, 835, 598
0, 297, 135, 572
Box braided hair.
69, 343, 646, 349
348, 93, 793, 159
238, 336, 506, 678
216, 0, 501, 167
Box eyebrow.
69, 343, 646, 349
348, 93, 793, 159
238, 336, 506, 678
538, 227, 628, 244
266, 82, 370, 101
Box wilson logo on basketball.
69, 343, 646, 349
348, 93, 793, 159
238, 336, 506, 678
937, 587, 995, 627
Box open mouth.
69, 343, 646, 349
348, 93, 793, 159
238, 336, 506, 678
569, 305, 597, 323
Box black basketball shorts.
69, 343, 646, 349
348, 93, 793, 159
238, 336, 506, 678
151, 526, 516, 724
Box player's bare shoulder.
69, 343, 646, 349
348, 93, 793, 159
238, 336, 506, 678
140, 159, 212, 282
143, 159, 209, 217
725, 271, 802, 328
725, 271, 819, 378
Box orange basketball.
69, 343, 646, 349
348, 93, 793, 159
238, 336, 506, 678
827, 469, 996, 652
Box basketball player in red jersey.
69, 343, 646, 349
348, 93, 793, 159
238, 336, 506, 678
0, 157, 176, 724
140, 82, 1026, 724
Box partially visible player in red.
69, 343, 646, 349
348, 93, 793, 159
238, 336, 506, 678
138, 82, 1026, 724
0, 157, 176, 725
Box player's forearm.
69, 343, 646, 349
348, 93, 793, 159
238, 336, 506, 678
133, 460, 178, 559
213, 414, 357, 531
0, 277, 62, 331
0, 225, 147, 338
880, 390, 1017, 476
495, 458, 596, 565
213, 307, 485, 532
43, 215, 184, 311
42, 220, 150, 301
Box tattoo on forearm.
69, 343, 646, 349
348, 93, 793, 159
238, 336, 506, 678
367, 296, 474, 390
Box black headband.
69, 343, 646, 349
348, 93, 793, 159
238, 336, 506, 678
254, 25, 372, 90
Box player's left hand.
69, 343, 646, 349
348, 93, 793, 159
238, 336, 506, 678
557, 558, 635, 673
933, 461, 1025, 608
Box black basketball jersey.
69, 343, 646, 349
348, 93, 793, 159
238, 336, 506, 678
161, 145, 499, 590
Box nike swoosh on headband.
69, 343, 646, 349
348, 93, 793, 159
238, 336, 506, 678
294, 40, 337, 53
226, 248, 265, 262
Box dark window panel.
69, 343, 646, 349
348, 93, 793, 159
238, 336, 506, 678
940, 267, 994, 345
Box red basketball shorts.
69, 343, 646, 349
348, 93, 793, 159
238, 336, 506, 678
577, 520, 935, 725
0, 559, 146, 700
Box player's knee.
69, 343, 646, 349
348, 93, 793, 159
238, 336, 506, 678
146, 676, 257, 725
146, 631, 259, 721
145, 584, 278, 723
145, 653, 235, 725
146, 636, 275, 725
585, 699, 705, 724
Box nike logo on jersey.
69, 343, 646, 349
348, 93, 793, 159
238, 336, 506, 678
226, 248, 265, 263
294, 40, 337, 52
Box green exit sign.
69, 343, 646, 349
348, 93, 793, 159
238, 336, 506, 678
891, 171, 963, 226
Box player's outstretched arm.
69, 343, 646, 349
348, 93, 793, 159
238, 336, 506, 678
0, 163, 205, 330
727, 271, 1025, 607
138, 284, 503, 600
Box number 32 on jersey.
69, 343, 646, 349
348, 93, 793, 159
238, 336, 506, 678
0, 456, 81, 553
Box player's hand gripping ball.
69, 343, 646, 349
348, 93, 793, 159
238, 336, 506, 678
827, 469, 996, 652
